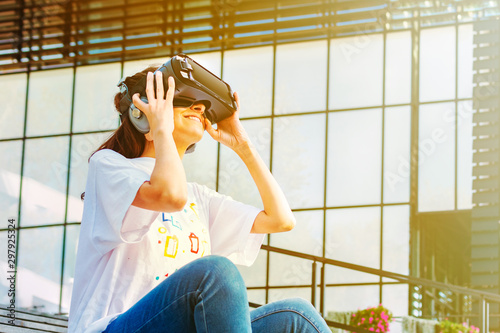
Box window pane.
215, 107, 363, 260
325, 265, 379, 284
21, 137, 69, 226
327, 109, 382, 207
418, 102, 455, 212
271, 210, 323, 256
0, 73, 26, 139
61, 224, 81, 313
275, 40, 327, 114
247, 289, 266, 305
68, 133, 110, 223
183, 131, 218, 190
190, 52, 222, 76
383, 106, 411, 204
269, 252, 312, 286
122, 57, 164, 77
330, 34, 383, 109
73, 63, 121, 132
218, 119, 270, 208
223, 46, 273, 117
419, 27, 456, 102
325, 286, 379, 313
17, 226, 63, 313
269, 288, 312, 304
457, 101, 473, 209
26, 68, 73, 136
385, 31, 411, 105
458, 24, 473, 99
326, 207, 381, 269
272, 114, 326, 209
0, 232, 10, 305
0, 140, 23, 229
382, 284, 409, 317
382, 205, 410, 275
237, 250, 267, 288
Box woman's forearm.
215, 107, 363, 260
133, 130, 187, 212
234, 142, 296, 233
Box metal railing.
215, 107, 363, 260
260, 244, 500, 332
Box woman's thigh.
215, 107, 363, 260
103, 255, 251, 333
250, 298, 331, 333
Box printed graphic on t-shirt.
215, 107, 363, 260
153, 201, 210, 282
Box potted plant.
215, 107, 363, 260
351, 304, 394, 332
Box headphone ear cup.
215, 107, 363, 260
128, 96, 150, 134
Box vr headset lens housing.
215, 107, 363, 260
118, 54, 237, 134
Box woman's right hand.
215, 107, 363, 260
132, 72, 175, 139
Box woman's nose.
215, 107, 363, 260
191, 103, 206, 114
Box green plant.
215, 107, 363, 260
350, 304, 394, 332
438, 319, 479, 333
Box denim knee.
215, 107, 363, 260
196, 256, 246, 291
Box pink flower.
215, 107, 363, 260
362, 318, 366, 323
381, 312, 389, 321
371, 311, 375, 315
369, 328, 375, 331
353, 314, 356, 317
369, 317, 374, 324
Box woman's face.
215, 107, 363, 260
172, 102, 206, 146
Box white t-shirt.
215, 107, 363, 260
68, 149, 265, 333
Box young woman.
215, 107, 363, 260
68, 63, 331, 333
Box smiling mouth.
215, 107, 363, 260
185, 115, 203, 124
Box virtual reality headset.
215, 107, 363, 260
118, 54, 238, 134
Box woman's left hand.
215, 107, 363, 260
204, 92, 251, 152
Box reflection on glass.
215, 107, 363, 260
61, 225, 81, 313
330, 34, 383, 109
269, 253, 312, 286
271, 210, 323, 256
384, 106, 411, 204
457, 101, 473, 209
275, 40, 327, 114
190, 52, 222, 77
325, 264, 379, 284
237, 250, 267, 288
0, 232, 9, 305
218, 119, 270, 208
26, 68, 73, 136
420, 27, 456, 102
382, 284, 409, 317
272, 114, 326, 209
418, 102, 455, 212
68, 133, 111, 223
122, 56, 165, 78
183, 131, 218, 190
269, 288, 311, 304
0, 73, 26, 140
21, 137, 69, 226
382, 205, 410, 275
458, 24, 473, 99
327, 109, 382, 207
17, 227, 63, 313
73, 63, 121, 133
326, 207, 381, 269
223, 46, 273, 117
0, 140, 23, 229
325, 285, 379, 313
385, 31, 411, 105
247, 289, 266, 306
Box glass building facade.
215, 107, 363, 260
0, 0, 497, 330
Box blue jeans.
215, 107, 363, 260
102, 255, 330, 332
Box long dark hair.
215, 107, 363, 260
94, 65, 160, 159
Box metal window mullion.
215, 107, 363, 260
409, 7, 421, 317
454, 16, 459, 211
58, 62, 77, 315
379, 20, 388, 306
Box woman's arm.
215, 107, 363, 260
205, 93, 295, 233
131, 73, 188, 212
